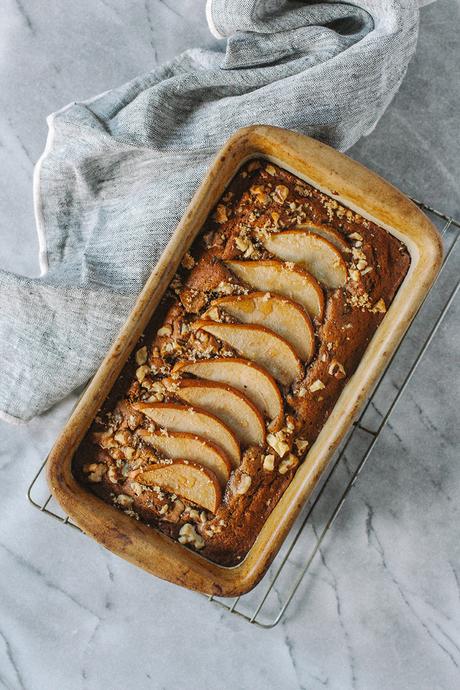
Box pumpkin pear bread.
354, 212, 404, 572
73, 159, 410, 566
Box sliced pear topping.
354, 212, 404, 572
261, 231, 347, 288
172, 379, 265, 447
136, 429, 231, 486
172, 357, 283, 431
226, 259, 324, 319
136, 460, 221, 513
193, 321, 303, 386
206, 291, 314, 361
296, 222, 350, 254
132, 402, 240, 467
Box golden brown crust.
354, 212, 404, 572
73, 158, 410, 566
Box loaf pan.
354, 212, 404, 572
47, 126, 442, 596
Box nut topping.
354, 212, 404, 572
278, 453, 299, 475
263, 454, 275, 471
309, 379, 325, 393
135, 346, 148, 366
235, 474, 252, 495
178, 523, 205, 550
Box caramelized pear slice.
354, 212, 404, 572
225, 259, 324, 319
261, 230, 347, 288
206, 291, 314, 361
172, 357, 283, 431
136, 429, 231, 486
296, 222, 350, 254
173, 379, 265, 447
136, 460, 221, 513
193, 321, 303, 386
132, 402, 240, 467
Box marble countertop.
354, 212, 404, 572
1, 2, 459, 689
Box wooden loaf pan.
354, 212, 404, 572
47, 126, 443, 596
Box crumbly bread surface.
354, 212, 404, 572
73, 159, 410, 566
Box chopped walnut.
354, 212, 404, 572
115, 494, 133, 508
135, 346, 148, 366
235, 473, 252, 495
294, 438, 309, 454
165, 499, 185, 523
130, 481, 144, 496
185, 508, 201, 522
328, 360, 346, 380
120, 446, 135, 461
372, 298, 387, 313
267, 431, 290, 458
273, 185, 289, 203
309, 379, 325, 393
107, 466, 119, 484
157, 324, 172, 337
250, 185, 270, 205
114, 430, 131, 445
263, 454, 275, 471
136, 365, 150, 383
278, 453, 299, 475
92, 431, 117, 450
178, 523, 205, 549
83, 463, 107, 483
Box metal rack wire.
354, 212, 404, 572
27, 201, 460, 628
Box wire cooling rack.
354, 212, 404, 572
28, 201, 460, 628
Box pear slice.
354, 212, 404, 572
193, 321, 303, 386
172, 357, 283, 431
226, 259, 324, 320
136, 429, 231, 486
206, 291, 314, 362
132, 402, 240, 467
261, 231, 347, 288
296, 222, 350, 254
172, 379, 265, 447
136, 460, 221, 513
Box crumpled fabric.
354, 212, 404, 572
0, 0, 422, 422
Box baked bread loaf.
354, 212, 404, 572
73, 159, 410, 566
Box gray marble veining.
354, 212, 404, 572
0, 2, 459, 689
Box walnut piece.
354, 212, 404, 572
328, 360, 346, 380
267, 431, 290, 458
178, 523, 205, 549
309, 379, 325, 393
115, 494, 133, 508
83, 463, 107, 483
372, 298, 387, 313
135, 346, 148, 366
136, 365, 150, 383
294, 438, 309, 454
278, 453, 299, 475
273, 184, 289, 203
263, 454, 275, 471
235, 473, 252, 495
157, 324, 172, 337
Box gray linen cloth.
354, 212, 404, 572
0, 0, 422, 423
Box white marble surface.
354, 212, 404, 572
0, 2, 459, 689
